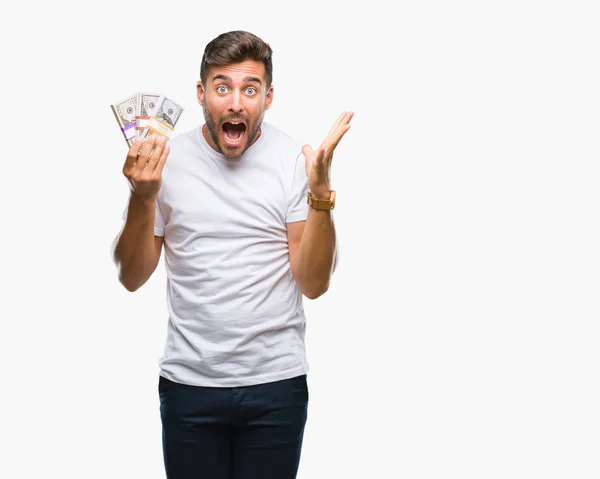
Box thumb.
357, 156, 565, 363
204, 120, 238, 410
302, 144, 313, 158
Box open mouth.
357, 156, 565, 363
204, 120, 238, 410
222, 121, 247, 146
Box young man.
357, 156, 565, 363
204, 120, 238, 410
112, 30, 353, 478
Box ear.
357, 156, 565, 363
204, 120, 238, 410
264, 85, 274, 111
197, 81, 205, 106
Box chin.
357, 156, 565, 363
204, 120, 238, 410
219, 144, 248, 160
218, 136, 251, 159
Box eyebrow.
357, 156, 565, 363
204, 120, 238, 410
212, 74, 262, 85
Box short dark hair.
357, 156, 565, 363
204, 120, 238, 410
200, 30, 273, 87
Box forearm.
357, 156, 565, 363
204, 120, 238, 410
295, 208, 337, 299
112, 195, 160, 292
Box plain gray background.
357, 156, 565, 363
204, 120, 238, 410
2, 0, 599, 477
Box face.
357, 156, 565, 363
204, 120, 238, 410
197, 60, 273, 159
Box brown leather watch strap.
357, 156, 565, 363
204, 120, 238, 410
307, 190, 336, 210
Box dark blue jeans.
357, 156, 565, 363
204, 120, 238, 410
158, 374, 309, 479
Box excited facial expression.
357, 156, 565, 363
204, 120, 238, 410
197, 60, 273, 159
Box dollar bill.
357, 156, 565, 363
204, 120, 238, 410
155, 96, 184, 128
110, 94, 138, 147
136, 92, 161, 138
140, 95, 185, 140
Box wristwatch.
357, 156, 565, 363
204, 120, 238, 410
307, 190, 336, 210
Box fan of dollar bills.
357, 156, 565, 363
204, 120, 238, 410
110, 92, 184, 148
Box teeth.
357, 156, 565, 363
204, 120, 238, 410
224, 131, 244, 143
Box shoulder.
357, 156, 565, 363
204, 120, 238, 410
258, 123, 307, 192
161, 126, 202, 172
167, 125, 202, 151
261, 122, 304, 159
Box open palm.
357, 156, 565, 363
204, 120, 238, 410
302, 111, 354, 198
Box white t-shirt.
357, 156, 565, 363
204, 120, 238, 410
122, 122, 310, 387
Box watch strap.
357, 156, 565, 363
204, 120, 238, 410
307, 190, 336, 210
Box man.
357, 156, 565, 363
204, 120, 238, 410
111, 30, 353, 478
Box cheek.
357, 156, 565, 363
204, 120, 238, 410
206, 97, 225, 112
247, 101, 265, 119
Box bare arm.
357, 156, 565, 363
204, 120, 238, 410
112, 198, 164, 292
111, 134, 170, 292
288, 212, 338, 299
287, 111, 353, 299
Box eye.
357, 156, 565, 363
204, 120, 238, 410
246, 87, 257, 95
217, 86, 228, 93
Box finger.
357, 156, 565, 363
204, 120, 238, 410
153, 142, 171, 174
329, 111, 347, 134
328, 111, 354, 141
146, 135, 168, 171
321, 111, 347, 148
319, 126, 351, 166
334, 120, 352, 141
302, 144, 314, 158
136, 135, 159, 170
343, 111, 355, 125
328, 123, 351, 152
322, 111, 355, 150
123, 137, 145, 172
324, 112, 354, 150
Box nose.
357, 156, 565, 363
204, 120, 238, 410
228, 91, 243, 113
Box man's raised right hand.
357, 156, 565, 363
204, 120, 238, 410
122, 134, 171, 201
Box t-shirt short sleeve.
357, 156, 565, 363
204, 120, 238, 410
286, 151, 309, 223
121, 198, 166, 237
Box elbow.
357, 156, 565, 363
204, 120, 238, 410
116, 263, 144, 292
122, 281, 140, 293
119, 273, 141, 292
113, 253, 152, 293
304, 290, 325, 300
302, 282, 329, 300
295, 265, 335, 300
112, 248, 136, 292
